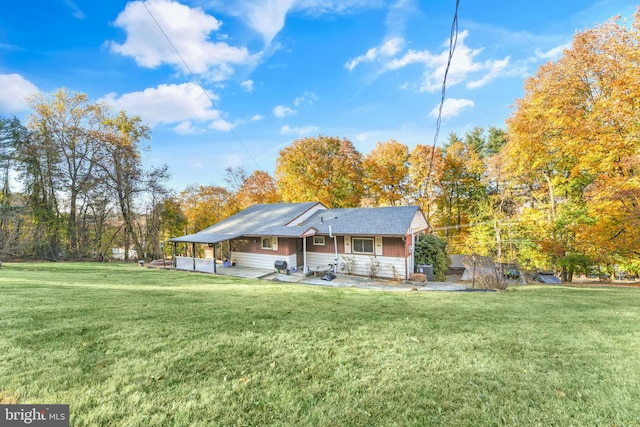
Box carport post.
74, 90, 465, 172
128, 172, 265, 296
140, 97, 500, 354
213, 243, 217, 274
172, 242, 177, 268
192, 243, 196, 271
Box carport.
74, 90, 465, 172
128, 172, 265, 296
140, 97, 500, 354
169, 231, 241, 274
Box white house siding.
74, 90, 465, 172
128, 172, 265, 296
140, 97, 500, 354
308, 252, 407, 280
285, 203, 326, 226
410, 211, 429, 234
306, 252, 339, 273
234, 251, 296, 271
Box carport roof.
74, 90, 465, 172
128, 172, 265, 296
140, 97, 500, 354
169, 232, 242, 244
168, 202, 321, 244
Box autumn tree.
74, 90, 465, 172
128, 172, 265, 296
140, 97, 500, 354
505, 9, 640, 275
26, 89, 109, 258
99, 111, 156, 261
178, 184, 235, 233
224, 167, 280, 209
275, 135, 363, 208
408, 144, 444, 228
154, 196, 187, 247
14, 89, 168, 261
435, 134, 486, 247
0, 116, 28, 256
362, 140, 409, 206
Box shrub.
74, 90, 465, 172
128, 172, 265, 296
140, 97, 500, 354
367, 257, 381, 278
409, 273, 427, 283
414, 234, 448, 280
341, 256, 356, 274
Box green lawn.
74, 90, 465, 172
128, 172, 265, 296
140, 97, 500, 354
1, 262, 639, 426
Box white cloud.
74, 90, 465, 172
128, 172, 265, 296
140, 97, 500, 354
0, 74, 39, 113
353, 30, 511, 93
241, 79, 254, 92
217, 0, 383, 46
293, 91, 318, 107
251, 114, 265, 121
273, 105, 296, 118
64, 0, 86, 19
429, 98, 474, 119
294, 0, 385, 16
108, 0, 258, 81
209, 119, 233, 131
467, 56, 510, 89
346, 36, 405, 70
280, 124, 319, 135
100, 82, 220, 127
535, 43, 570, 60
173, 121, 200, 135
241, 0, 296, 45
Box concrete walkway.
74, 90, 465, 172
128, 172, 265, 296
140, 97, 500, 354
215, 266, 467, 291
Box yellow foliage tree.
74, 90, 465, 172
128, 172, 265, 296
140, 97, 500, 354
505, 8, 640, 270
178, 185, 234, 233
362, 140, 409, 206
408, 144, 444, 228
275, 135, 363, 208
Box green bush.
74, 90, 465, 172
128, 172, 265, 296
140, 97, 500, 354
414, 234, 448, 281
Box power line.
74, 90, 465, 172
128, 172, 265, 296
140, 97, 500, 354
141, 2, 262, 171
424, 0, 460, 227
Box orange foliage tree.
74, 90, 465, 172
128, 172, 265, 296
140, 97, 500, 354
505, 9, 640, 272
224, 167, 280, 209
275, 135, 363, 208
362, 140, 409, 206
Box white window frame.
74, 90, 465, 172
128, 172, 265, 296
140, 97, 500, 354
261, 237, 273, 250
313, 236, 325, 246
352, 237, 375, 255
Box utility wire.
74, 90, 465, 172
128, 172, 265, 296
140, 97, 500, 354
142, 2, 262, 171
424, 0, 460, 226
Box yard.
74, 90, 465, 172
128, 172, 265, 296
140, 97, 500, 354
1, 262, 639, 426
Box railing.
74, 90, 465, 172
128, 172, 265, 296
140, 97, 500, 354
176, 256, 215, 273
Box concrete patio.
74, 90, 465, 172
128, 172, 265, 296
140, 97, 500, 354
213, 265, 468, 291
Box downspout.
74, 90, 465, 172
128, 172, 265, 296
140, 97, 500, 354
410, 227, 415, 280
330, 225, 338, 273
303, 237, 308, 275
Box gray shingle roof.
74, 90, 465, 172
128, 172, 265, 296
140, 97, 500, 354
169, 202, 320, 243
169, 203, 425, 243
300, 206, 420, 236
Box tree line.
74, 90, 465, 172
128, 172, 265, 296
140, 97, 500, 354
0, 90, 170, 261
1, 10, 638, 279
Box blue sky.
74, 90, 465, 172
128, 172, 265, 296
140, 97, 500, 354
0, 0, 636, 191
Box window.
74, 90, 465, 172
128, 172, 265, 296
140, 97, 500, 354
313, 236, 325, 246
261, 237, 272, 250
352, 237, 374, 254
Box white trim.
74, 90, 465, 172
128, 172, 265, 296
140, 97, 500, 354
352, 237, 375, 255
261, 237, 272, 250
374, 236, 383, 256
313, 236, 325, 246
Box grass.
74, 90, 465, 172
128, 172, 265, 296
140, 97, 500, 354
1, 262, 639, 426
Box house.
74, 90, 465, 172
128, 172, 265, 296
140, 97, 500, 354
169, 202, 429, 280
